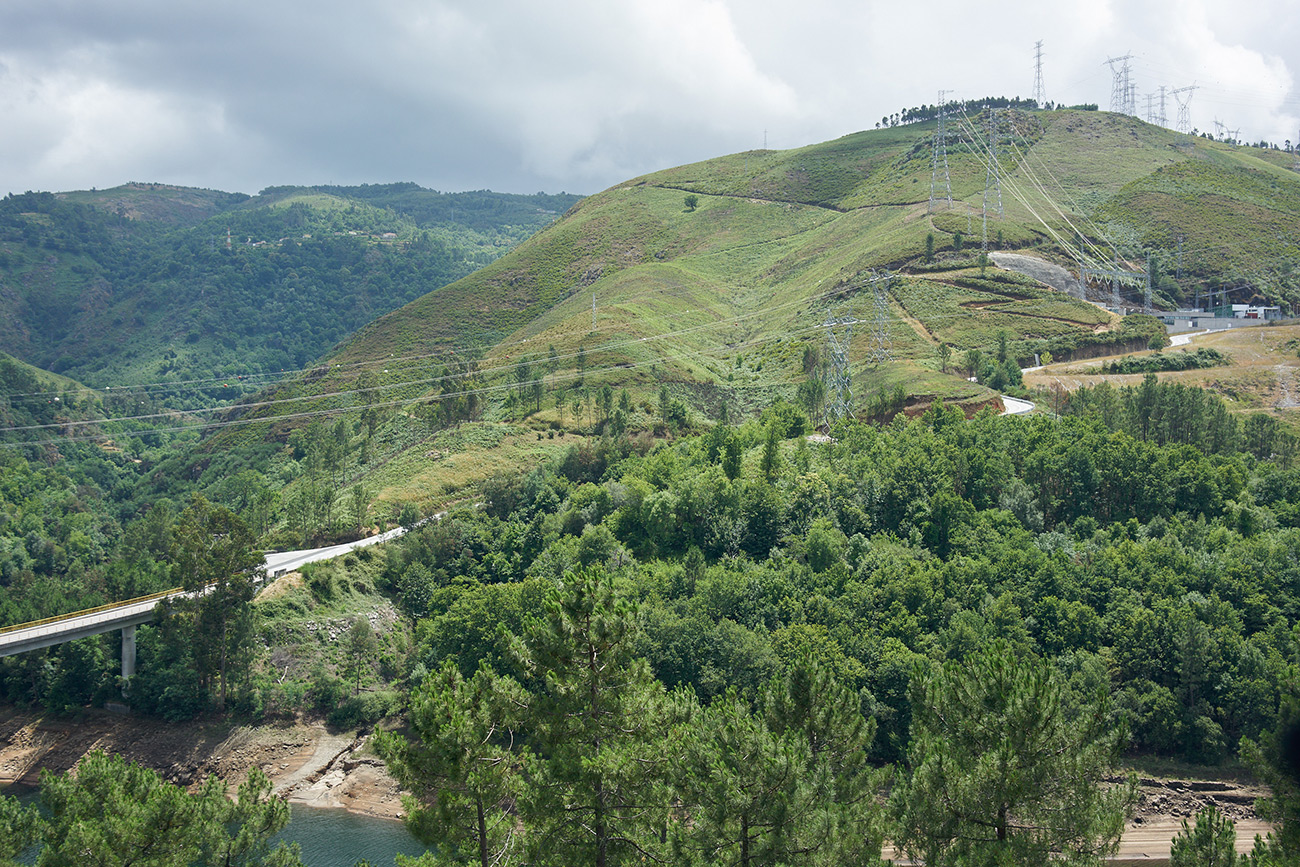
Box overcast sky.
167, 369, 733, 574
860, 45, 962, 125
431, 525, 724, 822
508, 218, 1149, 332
1, 0, 1296, 198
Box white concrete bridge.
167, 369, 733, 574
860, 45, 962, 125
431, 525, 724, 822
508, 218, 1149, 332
0, 524, 413, 684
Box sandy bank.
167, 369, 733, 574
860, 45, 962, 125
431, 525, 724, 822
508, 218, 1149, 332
0, 706, 406, 820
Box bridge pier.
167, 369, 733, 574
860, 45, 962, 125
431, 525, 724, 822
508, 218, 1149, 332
121, 625, 136, 690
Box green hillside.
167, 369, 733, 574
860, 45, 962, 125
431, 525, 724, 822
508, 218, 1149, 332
0, 183, 580, 396
0, 351, 102, 435
11, 109, 1293, 530
265, 108, 1300, 439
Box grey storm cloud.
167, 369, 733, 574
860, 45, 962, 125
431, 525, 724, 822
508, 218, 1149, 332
0, 0, 1296, 197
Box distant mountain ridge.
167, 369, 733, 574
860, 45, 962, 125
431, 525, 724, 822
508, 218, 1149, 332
0, 183, 582, 397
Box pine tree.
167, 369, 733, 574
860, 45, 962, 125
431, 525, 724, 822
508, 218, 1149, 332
891, 641, 1136, 866
1170, 805, 1237, 867
512, 567, 683, 867
763, 657, 887, 867
672, 691, 811, 867
0, 793, 40, 863
34, 751, 301, 867
375, 662, 529, 867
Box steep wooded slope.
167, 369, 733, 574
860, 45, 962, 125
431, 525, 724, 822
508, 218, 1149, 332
0, 184, 579, 393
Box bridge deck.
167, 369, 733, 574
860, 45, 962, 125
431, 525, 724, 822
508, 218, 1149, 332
0, 527, 414, 657
0, 588, 187, 657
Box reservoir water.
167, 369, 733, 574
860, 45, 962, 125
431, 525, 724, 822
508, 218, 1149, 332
276, 804, 430, 866
4, 784, 428, 867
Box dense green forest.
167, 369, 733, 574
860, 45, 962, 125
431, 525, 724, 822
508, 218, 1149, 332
0, 185, 580, 394
2, 372, 1299, 748
7, 372, 1300, 861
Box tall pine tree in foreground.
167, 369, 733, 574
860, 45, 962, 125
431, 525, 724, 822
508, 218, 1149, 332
672, 690, 812, 867
375, 661, 529, 867
32, 750, 300, 867
512, 566, 687, 867
892, 641, 1136, 866
763, 656, 888, 867
671, 658, 887, 867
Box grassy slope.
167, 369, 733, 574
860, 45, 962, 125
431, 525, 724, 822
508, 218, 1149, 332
1025, 323, 1300, 430
59, 183, 249, 229
217, 111, 1300, 512
1094, 145, 1300, 301
320, 111, 1211, 408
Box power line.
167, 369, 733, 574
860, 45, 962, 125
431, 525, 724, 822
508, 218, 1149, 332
1, 276, 895, 435
1, 273, 1111, 447
929, 90, 955, 214
981, 109, 1004, 250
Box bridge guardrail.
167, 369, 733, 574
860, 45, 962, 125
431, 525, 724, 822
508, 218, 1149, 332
0, 587, 183, 636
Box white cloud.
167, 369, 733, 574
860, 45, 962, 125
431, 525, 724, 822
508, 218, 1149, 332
0, 0, 1294, 195
0, 57, 238, 190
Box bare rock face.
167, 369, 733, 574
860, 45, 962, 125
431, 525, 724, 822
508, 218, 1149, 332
989, 252, 1079, 295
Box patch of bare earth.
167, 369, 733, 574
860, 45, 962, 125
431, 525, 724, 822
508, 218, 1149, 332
1114, 776, 1272, 863
0, 706, 406, 820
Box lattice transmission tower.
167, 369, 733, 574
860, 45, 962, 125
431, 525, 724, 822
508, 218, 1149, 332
1106, 54, 1136, 116
823, 311, 856, 423
869, 273, 893, 366
1172, 84, 1198, 134
821, 273, 895, 422
929, 90, 954, 213
1032, 41, 1046, 106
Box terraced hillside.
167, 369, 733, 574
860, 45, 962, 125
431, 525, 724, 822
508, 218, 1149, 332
253, 107, 1300, 445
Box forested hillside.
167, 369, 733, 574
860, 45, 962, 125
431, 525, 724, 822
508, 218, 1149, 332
7, 374, 1300, 861
0, 184, 580, 392
4, 376, 1299, 762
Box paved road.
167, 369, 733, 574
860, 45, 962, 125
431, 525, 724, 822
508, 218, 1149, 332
264, 525, 410, 576
1169, 327, 1234, 347
1, 523, 422, 656
1001, 395, 1034, 415
0, 590, 185, 657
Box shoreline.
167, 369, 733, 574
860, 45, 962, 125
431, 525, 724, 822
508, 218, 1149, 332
0, 704, 1277, 860
0, 705, 407, 822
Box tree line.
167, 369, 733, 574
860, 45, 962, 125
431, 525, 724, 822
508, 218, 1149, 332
6, 369, 1300, 864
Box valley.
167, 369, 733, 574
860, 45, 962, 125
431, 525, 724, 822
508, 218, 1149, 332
3, 106, 1300, 866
